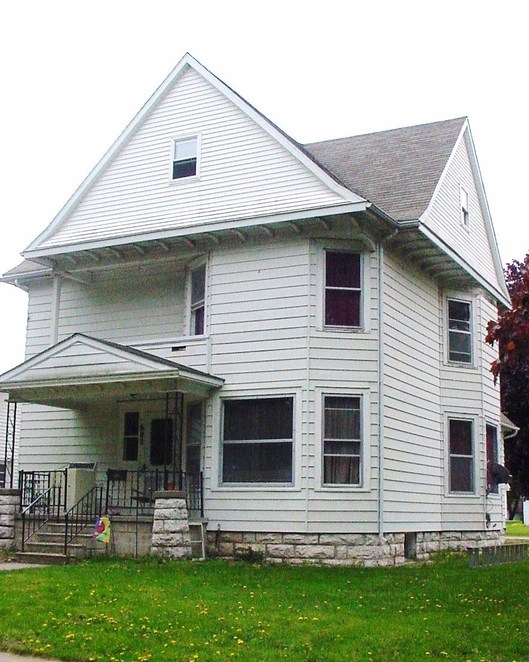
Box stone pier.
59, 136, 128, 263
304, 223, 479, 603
150, 490, 192, 559
0, 488, 20, 550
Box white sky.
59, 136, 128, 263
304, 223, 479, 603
0, 0, 527, 374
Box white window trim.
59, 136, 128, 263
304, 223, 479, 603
314, 241, 370, 334
444, 293, 476, 368
169, 133, 202, 183
314, 387, 371, 492
211, 389, 302, 491
185, 255, 208, 338
444, 413, 478, 497
485, 421, 501, 497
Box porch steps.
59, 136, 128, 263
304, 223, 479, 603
17, 521, 99, 565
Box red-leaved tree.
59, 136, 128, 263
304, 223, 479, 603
486, 253, 529, 518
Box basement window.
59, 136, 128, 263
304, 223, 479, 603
172, 136, 198, 180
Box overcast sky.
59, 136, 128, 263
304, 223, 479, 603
0, 0, 527, 373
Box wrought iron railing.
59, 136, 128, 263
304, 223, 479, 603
64, 484, 104, 556
19, 469, 67, 510
105, 469, 203, 517
21, 484, 64, 551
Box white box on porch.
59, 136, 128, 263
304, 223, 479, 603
66, 463, 97, 511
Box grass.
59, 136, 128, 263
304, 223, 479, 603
1, 555, 529, 661
506, 520, 529, 537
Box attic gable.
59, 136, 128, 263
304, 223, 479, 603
24, 54, 365, 259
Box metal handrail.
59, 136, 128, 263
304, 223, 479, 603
64, 484, 104, 556
21, 484, 62, 551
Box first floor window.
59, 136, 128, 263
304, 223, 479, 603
324, 251, 361, 328
486, 424, 499, 494
449, 418, 474, 493
222, 397, 293, 483
323, 396, 361, 485
448, 299, 472, 363
190, 263, 206, 335
123, 412, 140, 461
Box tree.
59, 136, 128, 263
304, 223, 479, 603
486, 253, 529, 518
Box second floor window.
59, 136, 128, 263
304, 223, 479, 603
324, 251, 361, 328
447, 299, 472, 364
190, 263, 206, 336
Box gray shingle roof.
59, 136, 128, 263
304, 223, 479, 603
304, 117, 466, 222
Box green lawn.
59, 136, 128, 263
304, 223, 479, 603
1, 556, 528, 662
506, 520, 529, 537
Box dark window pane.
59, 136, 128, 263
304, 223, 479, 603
324, 456, 360, 485
173, 158, 197, 179
150, 418, 173, 466
186, 446, 201, 476
448, 300, 470, 323
450, 456, 473, 492
124, 412, 139, 436
325, 290, 361, 327
123, 437, 138, 462
324, 396, 361, 439
193, 306, 204, 335
224, 398, 293, 441
223, 442, 292, 483
449, 419, 472, 455
326, 252, 360, 288
191, 265, 206, 305
486, 425, 498, 493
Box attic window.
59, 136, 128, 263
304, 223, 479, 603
460, 186, 469, 226
172, 136, 198, 180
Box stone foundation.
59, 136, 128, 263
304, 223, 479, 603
150, 491, 192, 559
207, 529, 504, 567
0, 489, 20, 550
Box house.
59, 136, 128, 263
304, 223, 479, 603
0, 53, 510, 565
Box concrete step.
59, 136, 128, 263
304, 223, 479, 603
31, 531, 93, 545
16, 551, 70, 565
23, 541, 85, 555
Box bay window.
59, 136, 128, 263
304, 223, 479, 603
323, 396, 362, 485
324, 251, 361, 328
448, 418, 474, 493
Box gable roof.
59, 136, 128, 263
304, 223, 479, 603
304, 117, 467, 222
23, 53, 366, 259
0, 333, 224, 405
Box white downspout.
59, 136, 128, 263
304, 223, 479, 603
377, 241, 386, 542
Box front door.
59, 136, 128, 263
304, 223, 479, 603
143, 413, 176, 470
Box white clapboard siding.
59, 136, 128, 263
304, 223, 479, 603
424, 131, 501, 293
382, 249, 443, 530
25, 280, 54, 357
38, 67, 347, 250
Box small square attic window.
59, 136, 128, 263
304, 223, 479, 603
460, 186, 469, 226
172, 136, 198, 180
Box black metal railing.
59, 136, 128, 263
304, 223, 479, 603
21, 484, 64, 551
19, 470, 67, 510
64, 484, 104, 556
105, 469, 203, 517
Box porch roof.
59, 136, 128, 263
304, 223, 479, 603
0, 333, 224, 407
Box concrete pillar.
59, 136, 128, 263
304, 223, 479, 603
150, 490, 192, 559
0, 489, 20, 550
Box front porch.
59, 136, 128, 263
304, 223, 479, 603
5, 468, 207, 562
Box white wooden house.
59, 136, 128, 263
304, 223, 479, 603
0, 54, 510, 564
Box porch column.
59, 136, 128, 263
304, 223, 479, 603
150, 490, 192, 559
0, 488, 20, 550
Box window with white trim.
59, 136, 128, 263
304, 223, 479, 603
460, 186, 469, 226
323, 396, 362, 485
486, 424, 499, 494
221, 397, 293, 483
189, 263, 206, 336
172, 136, 198, 180
447, 299, 472, 364
324, 251, 362, 328
448, 418, 474, 493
